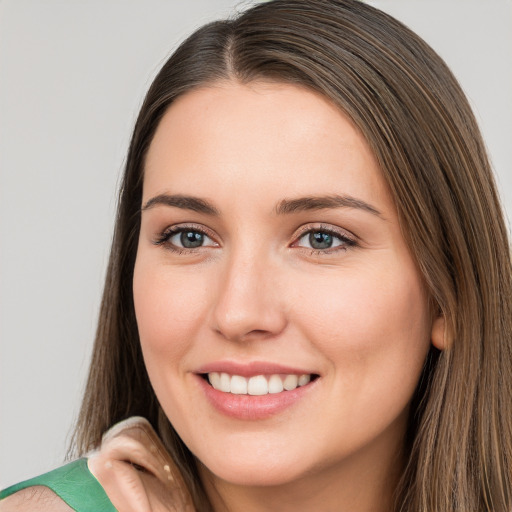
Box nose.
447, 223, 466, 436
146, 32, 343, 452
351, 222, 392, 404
210, 249, 287, 343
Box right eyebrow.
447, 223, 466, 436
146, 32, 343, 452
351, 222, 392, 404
141, 194, 219, 215
275, 194, 382, 217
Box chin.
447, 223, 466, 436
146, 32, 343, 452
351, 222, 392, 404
200, 458, 307, 488
190, 438, 309, 487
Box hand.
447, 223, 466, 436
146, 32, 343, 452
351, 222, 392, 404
87, 417, 195, 512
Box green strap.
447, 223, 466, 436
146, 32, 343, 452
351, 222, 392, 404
0, 458, 117, 511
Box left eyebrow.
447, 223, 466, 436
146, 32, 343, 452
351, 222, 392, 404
141, 194, 219, 215
275, 194, 382, 217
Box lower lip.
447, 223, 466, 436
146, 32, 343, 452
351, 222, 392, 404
196, 375, 317, 420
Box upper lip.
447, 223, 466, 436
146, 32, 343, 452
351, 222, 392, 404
196, 361, 318, 378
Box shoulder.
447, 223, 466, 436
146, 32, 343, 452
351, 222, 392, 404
0, 458, 115, 512
0, 486, 72, 511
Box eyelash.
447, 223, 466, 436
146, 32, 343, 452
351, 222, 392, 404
152, 223, 357, 255
152, 224, 218, 254
292, 224, 357, 255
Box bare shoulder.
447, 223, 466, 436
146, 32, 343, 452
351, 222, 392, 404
0, 486, 73, 512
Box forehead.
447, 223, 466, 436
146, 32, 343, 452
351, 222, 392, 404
143, 80, 392, 213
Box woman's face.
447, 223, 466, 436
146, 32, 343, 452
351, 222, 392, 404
134, 81, 439, 491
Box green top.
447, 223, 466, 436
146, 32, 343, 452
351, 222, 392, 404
0, 458, 117, 511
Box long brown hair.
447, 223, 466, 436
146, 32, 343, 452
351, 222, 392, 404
72, 1, 512, 510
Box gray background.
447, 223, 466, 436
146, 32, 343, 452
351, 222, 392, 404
1, 0, 511, 487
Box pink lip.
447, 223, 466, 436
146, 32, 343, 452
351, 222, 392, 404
193, 364, 319, 421
196, 360, 316, 378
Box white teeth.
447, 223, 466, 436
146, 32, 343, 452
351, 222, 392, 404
248, 375, 268, 395
268, 374, 284, 394
230, 375, 248, 394
220, 372, 231, 392
298, 374, 311, 386
283, 374, 298, 391
209, 372, 221, 390
207, 372, 314, 395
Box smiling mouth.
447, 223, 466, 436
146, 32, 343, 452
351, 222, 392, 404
202, 372, 319, 395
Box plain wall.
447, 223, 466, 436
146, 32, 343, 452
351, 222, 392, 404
1, 0, 510, 487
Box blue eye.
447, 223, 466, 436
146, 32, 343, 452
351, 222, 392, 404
171, 230, 206, 248
155, 226, 217, 251
296, 229, 354, 252
308, 231, 335, 249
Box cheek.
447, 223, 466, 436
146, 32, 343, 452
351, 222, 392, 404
283, 260, 431, 458
132, 257, 209, 369
294, 259, 431, 397
299, 262, 428, 337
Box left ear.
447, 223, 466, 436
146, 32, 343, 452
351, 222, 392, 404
431, 314, 447, 350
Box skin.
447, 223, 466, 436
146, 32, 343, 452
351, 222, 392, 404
133, 80, 444, 512
0, 488, 72, 512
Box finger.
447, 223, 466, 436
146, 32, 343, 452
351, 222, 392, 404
88, 454, 151, 512
97, 435, 166, 478
100, 417, 188, 490
91, 417, 195, 510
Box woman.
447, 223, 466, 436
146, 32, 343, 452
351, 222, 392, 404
2, 0, 511, 510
